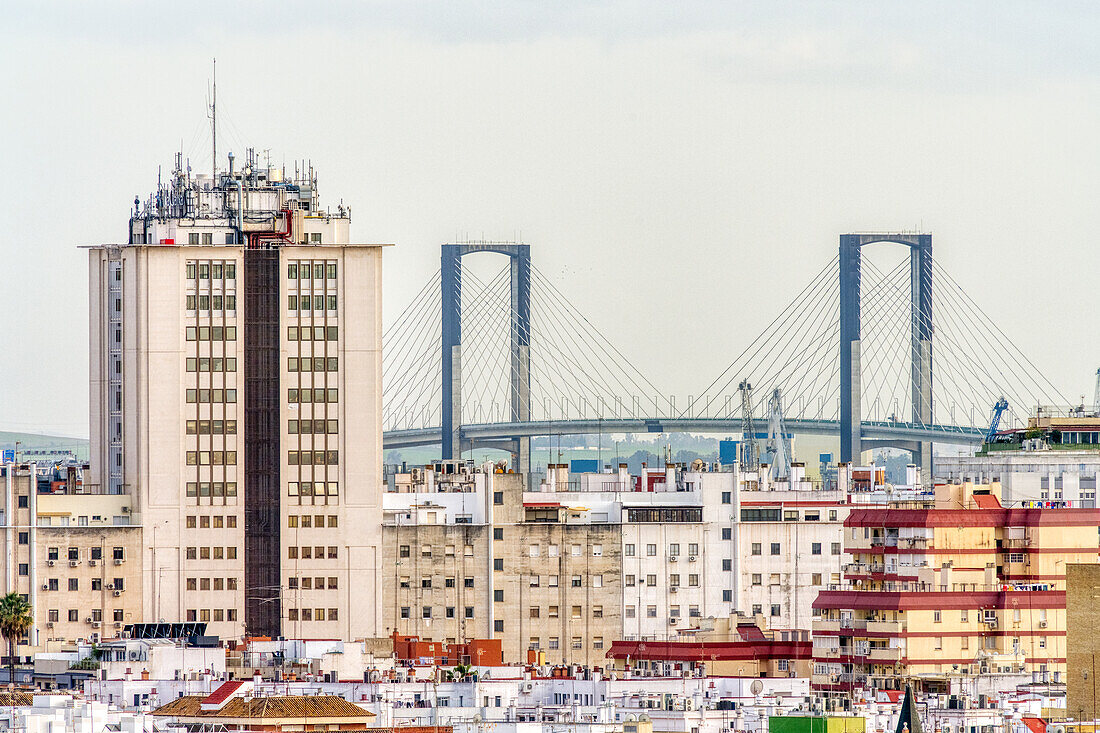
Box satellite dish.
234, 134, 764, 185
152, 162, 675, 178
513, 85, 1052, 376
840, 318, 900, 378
750, 680, 764, 695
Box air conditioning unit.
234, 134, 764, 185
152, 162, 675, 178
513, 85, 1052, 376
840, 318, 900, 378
128, 651, 139, 660
670, 618, 678, 624
89, 560, 97, 567
670, 586, 678, 593
113, 590, 121, 597
522, 681, 533, 692
106, 583, 115, 590
91, 622, 101, 629
114, 559, 124, 565
70, 560, 79, 567
114, 623, 122, 629
41, 584, 49, 591
47, 560, 55, 567
669, 555, 678, 562
85, 617, 93, 624
688, 556, 697, 562
1039, 620, 1048, 628
46, 622, 53, 628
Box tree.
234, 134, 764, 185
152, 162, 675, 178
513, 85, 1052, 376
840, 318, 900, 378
0, 593, 32, 686
449, 663, 473, 682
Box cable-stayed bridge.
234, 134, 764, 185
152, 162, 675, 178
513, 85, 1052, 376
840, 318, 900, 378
382, 234, 1067, 475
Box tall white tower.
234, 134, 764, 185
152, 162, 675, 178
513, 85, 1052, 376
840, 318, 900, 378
88, 150, 386, 640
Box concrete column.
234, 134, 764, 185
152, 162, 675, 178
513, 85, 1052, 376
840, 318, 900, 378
839, 235, 862, 464
509, 247, 532, 474
910, 237, 934, 481
441, 246, 462, 460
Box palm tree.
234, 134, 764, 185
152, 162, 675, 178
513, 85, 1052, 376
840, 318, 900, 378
449, 663, 473, 682
0, 593, 32, 686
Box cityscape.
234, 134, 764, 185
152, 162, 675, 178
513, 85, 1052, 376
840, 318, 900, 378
2, 4, 1100, 733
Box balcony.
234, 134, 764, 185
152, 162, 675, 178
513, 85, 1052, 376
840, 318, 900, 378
868, 647, 902, 662
865, 620, 905, 635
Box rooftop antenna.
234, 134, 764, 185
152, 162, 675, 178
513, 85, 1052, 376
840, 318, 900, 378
209, 58, 217, 180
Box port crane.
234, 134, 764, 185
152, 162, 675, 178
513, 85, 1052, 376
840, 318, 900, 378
985, 397, 1009, 443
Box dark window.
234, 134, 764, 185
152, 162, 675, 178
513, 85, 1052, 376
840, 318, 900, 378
493, 528, 503, 540
493, 558, 504, 571
770, 543, 781, 555
741, 508, 781, 522
722, 590, 732, 602
811, 543, 822, 555
721, 528, 731, 540
721, 492, 731, 504
493, 590, 504, 602
722, 559, 731, 571
493, 492, 503, 505
494, 619, 504, 632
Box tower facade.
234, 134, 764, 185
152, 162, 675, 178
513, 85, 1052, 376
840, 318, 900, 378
88, 151, 385, 640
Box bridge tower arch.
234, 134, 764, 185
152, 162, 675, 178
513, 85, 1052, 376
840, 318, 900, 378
441, 242, 532, 472
840, 233, 933, 479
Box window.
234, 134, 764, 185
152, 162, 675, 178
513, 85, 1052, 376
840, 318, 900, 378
493, 558, 503, 571
722, 527, 732, 540
647, 605, 657, 618
770, 542, 781, 555
571, 575, 582, 588
548, 605, 559, 618
494, 619, 504, 632
624, 543, 635, 557
493, 528, 504, 540
812, 573, 822, 585
493, 589, 504, 602
688, 543, 699, 555
752, 574, 762, 586
721, 492, 731, 504
751, 543, 761, 555
625, 575, 635, 587
831, 542, 841, 555
530, 607, 540, 619
784, 510, 799, 521
689, 574, 699, 587
722, 559, 732, 571
934, 610, 942, 623
68, 578, 79, 591
811, 542, 822, 555
646, 544, 657, 556
668, 543, 680, 556
493, 492, 503, 505
646, 574, 657, 586
625, 606, 636, 618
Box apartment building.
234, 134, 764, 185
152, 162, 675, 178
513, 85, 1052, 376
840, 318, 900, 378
937, 413, 1100, 507
87, 150, 384, 640
0, 463, 142, 651
812, 480, 1100, 695
382, 463, 620, 666
382, 459, 847, 663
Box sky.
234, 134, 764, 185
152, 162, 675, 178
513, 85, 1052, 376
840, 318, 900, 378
2, 1, 1098, 437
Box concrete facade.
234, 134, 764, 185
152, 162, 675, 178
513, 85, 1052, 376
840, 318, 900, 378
87, 158, 385, 640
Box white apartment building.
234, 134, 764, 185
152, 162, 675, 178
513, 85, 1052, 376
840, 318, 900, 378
87, 150, 385, 641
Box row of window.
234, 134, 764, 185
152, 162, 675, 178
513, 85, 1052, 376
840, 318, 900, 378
186, 482, 239, 497
185, 546, 238, 560
185, 451, 238, 466
185, 357, 237, 373
288, 357, 338, 372
185, 388, 237, 403
46, 547, 125, 561
186, 420, 237, 435
288, 482, 339, 497
185, 515, 238, 529
624, 543, 701, 557
289, 419, 339, 435
287, 326, 338, 341
399, 606, 475, 620
287, 576, 338, 590
186, 295, 237, 310
287, 515, 339, 528
42, 577, 125, 591
625, 508, 703, 523
624, 574, 701, 587
752, 572, 826, 586
288, 295, 337, 311
287, 607, 338, 621
287, 451, 339, 466
525, 543, 607, 558
185, 326, 238, 341
531, 638, 604, 652
625, 604, 703, 618
748, 542, 841, 556
186, 608, 238, 622
287, 388, 338, 403
49, 608, 126, 623
288, 262, 338, 280
186, 577, 238, 591
399, 577, 475, 589
398, 545, 475, 559
530, 605, 606, 619
186, 261, 235, 278
287, 546, 339, 560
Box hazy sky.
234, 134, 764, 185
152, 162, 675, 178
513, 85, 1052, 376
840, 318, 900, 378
2, 1, 1098, 437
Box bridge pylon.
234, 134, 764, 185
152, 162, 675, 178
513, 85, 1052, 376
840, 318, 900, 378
840, 233, 933, 479
441, 242, 531, 472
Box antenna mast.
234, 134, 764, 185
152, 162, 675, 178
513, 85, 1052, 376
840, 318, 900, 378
211, 58, 217, 180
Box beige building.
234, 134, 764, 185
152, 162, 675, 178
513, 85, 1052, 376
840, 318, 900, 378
382, 462, 621, 666
0, 464, 142, 653
87, 151, 385, 641
1067, 563, 1100, 721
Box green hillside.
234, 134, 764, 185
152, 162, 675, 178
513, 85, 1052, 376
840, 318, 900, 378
0, 432, 89, 461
